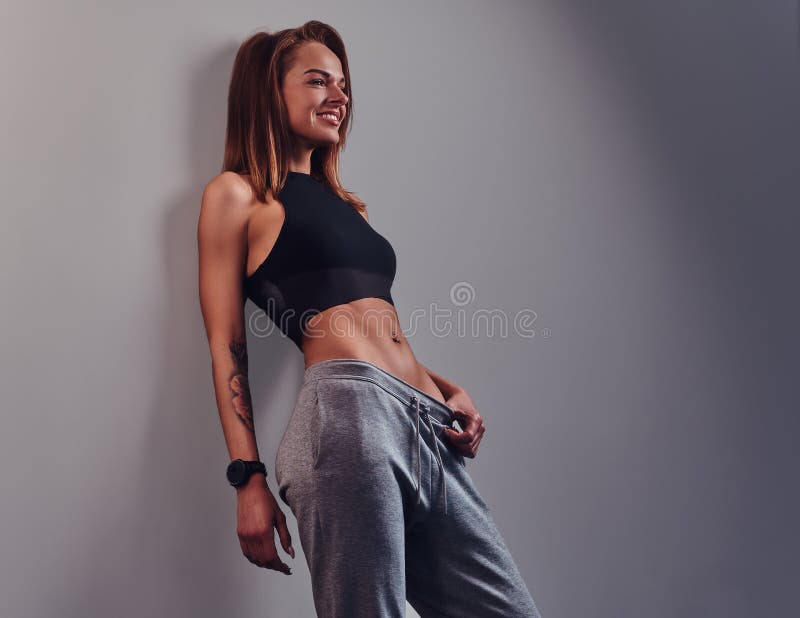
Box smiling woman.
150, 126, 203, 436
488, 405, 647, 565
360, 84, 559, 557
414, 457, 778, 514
197, 19, 542, 618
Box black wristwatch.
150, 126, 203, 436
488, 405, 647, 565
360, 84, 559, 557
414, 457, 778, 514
226, 459, 267, 488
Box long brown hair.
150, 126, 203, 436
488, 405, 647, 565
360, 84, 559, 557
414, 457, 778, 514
221, 21, 365, 214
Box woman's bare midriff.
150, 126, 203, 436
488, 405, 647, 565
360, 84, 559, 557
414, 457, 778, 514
300, 297, 447, 406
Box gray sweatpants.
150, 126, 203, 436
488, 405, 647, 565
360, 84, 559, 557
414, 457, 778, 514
275, 358, 542, 617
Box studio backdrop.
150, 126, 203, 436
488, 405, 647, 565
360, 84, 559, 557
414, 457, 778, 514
1, 1, 797, 617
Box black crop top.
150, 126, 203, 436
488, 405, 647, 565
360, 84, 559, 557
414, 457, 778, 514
244, 171, 397, 350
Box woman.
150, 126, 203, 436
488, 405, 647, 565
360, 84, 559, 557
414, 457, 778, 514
197, 21, 542, 618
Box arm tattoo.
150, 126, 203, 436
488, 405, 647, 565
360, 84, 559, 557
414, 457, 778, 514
228, 340, 254, 434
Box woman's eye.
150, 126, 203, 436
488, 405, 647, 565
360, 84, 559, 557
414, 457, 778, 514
310, 79, 348, 94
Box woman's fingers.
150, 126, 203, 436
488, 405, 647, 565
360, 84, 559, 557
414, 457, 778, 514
443, 425, 471, 444
470, 424, 486, 454
443, 419, 486, 457
267, 554, 292, 575
275, 509, 296, 559
239, 525, 293, 574
443, 426, 474, 457
254, 536, 292, 574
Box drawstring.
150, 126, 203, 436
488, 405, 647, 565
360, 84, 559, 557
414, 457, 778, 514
411, 395, 448, 515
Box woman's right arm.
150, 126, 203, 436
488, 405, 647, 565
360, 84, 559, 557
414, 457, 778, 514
197, 172, 294, 574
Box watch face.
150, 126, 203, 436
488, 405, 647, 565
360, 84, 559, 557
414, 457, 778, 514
226, 460, 246, 485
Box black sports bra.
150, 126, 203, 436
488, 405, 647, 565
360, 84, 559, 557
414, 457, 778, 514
244, 171, 397, 350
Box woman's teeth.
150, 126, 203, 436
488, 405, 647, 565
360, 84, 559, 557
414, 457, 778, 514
318, 113, 339, 125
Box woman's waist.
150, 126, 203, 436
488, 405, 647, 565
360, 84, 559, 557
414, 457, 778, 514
300, 355, 452, 421
302, 334, 422, 387
299, 304, 447, 407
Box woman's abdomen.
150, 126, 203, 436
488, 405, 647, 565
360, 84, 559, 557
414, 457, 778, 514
300, 298, 447, 405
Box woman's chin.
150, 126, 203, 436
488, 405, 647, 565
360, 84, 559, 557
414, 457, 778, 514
293, 128, 339, 148
313, 135, 340, 147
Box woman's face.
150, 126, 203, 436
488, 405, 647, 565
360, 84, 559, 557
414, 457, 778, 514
281, 42, 349, 150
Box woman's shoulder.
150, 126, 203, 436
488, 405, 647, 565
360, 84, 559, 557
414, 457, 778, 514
198, 173, 261, 242
204, 171, 258, 206
210, 171, 283, 208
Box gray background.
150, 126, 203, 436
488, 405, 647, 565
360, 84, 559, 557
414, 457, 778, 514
1, 1, 797, 617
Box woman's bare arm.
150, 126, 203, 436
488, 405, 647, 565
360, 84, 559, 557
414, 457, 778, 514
419, 363, 464, 399
197, 173, 261, 469
197, 172, 295, 574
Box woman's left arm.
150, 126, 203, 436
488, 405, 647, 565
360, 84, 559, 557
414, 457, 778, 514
419, 363, 463, 398
419, 363, 486, 458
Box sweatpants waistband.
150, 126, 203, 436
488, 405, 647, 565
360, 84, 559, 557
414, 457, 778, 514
302, 358, 457, 427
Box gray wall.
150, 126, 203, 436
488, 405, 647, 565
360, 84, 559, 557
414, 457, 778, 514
1, 1, 797, 617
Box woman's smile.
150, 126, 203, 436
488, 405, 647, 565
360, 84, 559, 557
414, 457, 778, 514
316, 111, 341, 126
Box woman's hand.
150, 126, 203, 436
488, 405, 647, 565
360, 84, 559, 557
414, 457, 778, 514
235, 476, 295, 574
441, 389, 486, 459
